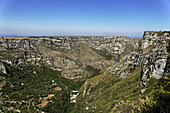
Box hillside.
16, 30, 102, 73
0, 31, 169, 112
0, 36, 137, 79
74, 31, 170, 113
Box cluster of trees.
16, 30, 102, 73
42, 91, 74, 113
85, 65, 101, 78
0, 64, 85, 112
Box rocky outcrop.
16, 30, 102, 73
0, 39, 42, 67
0, 39, 35, 50
0, 32, 168, 81
83, 31, 169, 95
77, 31, 169, 113
30, 36, 137, 54
143, 33, 166, 81
0, 62, 7, 74
139, 31, 168, 86
0, 36, 137, 79
107, 31, 168, 86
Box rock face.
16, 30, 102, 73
0, 62, 7, 74
76, 31, 169, 112
139, 31, 168, 86
0, 36, 137, 78
0, 32, 168, 81
82, 31, 169, 96
0, 39, 42, 67
107, 31, 168, 86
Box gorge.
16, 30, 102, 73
0, 31, 169, 113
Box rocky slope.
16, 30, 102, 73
0, 36, 138, 79
74, 31, 170, 113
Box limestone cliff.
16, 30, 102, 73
0, 36, 137, 79
75, 31, 169, 113
106, 31, 168, 86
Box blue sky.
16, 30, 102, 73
0, 0, 170, 36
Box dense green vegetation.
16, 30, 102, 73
2, 64, 79, 99
163, 31, 170, 34
132, 77, 170, 113
0, 64, 85, 112
85, 65, 101, 78
42, 91, 74, 113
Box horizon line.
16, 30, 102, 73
0, 34, 142, 38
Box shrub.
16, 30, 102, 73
85, 65, 101, 77
132, 78, 170, 113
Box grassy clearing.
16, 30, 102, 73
93, 49, 113, 60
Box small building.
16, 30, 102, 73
70, 90, 79, 103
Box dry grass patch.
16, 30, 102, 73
54, 86, 62, 91
38, 94, 54, 107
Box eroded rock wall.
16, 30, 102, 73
106, 31, 168, 86
0, 36, 138, 79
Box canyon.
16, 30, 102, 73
0, 31, 169, 112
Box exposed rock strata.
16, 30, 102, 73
83, 31, 169, 98
107, 31, 168, 86
0, 36, 137, 78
